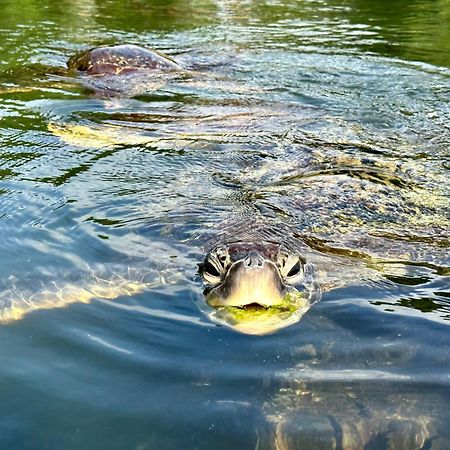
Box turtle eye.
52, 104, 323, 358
203, 261, 220, 277
200, 245, 231, 285
286, 260, 302, 278
200, 258, 224, 285
277, 250, 304, 283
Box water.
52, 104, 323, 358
0, 0, 449, 448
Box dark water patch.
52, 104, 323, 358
374, 296, 450, 317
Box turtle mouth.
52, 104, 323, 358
221, 300, 300, 317
208, 291, 307, 335
237, 302, 272, 310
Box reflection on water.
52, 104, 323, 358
0, 0, 449, 448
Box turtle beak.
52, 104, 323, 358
205, 252, 292, 307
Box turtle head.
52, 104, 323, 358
200, 242, 304, 307
199, 242, 313, 334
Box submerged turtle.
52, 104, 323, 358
263, 374, 450, 450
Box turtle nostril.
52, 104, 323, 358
244, 253, 264, 268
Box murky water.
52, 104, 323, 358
0, 0, 449, 448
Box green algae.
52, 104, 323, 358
221, 291, 305, 323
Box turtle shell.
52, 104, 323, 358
68, 44, 180, 75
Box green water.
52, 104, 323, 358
0, 0, 449, 448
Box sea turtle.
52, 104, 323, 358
67, 44, 180, 75
67, 44, 182, 95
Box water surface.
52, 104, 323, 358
0, 0, 449, 448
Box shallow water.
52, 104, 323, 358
0, 0, 449, 448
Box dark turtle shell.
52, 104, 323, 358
68, 44, 180, 75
